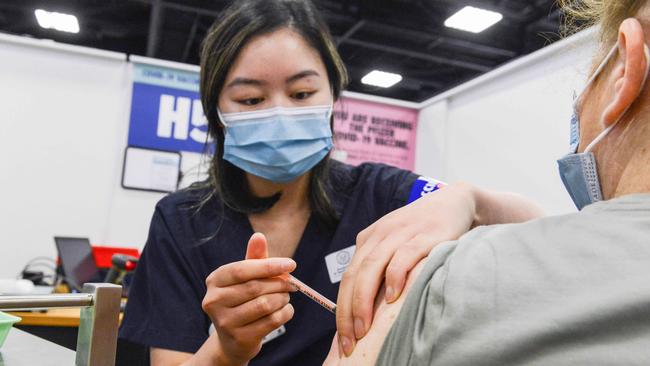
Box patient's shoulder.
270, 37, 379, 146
323, 256, 431, 366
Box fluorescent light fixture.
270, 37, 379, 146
444, 6, 503, 33
34, 9, 80, 33
361, 70, 403, 88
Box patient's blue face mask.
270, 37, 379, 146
218, 104, 334, 183
558, 42, 650, 210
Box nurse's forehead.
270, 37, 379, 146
225, 28, 326, 82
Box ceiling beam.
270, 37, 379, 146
131, 0, 222, 18
163, 2, 220, 18
364, 21, 517, 58
434, 0, 538, 22
339, 38, 491, 73
146, 0, 163, 57
336, 20, 365, 46
346, 65, 444, 91
323, 11, 517, 59
182, 14, 200, 62
143, 0, 222, 58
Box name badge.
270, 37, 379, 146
262, 325, 286, 344
324, 245, 356, 284
208, 324, 286, 344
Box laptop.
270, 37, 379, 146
54, 237, 103, 292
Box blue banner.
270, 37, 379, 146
127, 64, 211, 154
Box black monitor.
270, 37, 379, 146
54, 237, 102, 292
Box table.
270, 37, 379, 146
0, 328, 75, 366
9, 308, 83, 327
8, 309, 124, 351
10, 309, 83, 350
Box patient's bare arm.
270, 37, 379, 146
323, 258, 428, 365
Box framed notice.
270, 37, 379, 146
332, 97, 418, 170
121, 146, 182, 193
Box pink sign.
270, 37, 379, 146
332, 97, 419, 170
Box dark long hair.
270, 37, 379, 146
198, 0, 349, 228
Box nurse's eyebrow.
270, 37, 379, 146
225, 77, 266, 89
285, 70, 320, 84
225, 70, 319, 88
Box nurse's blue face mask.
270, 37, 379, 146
217, 104, 334, 183
558, 42, 650, 210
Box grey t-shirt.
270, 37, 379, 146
376, 194, 650, 365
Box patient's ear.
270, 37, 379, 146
602, 18, 648, 127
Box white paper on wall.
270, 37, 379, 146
121, 146, 181, 193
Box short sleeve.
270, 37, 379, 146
119, 205, 209, 353
329, 161, 445, 217
386, 167, 419, 211
364, 164, 438, 211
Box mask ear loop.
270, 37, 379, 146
586, 45, 619, 92
573, 44, 619, 112
585, 44, 650, 153
327, 101, 335, 120
216, 109, 229, 128
571, 44, 618, 153
326, 92, 336, 120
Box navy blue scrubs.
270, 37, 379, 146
119, 161, 436, 365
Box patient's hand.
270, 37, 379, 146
323, 258, 428, 365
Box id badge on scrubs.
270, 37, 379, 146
209, 324, 287, 344
325, 245, 356, 283
261, 325, 286, 344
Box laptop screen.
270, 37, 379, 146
54, 237, 101, 292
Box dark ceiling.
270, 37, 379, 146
0, 0, 563, 102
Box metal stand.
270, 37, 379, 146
0, 283, 122, 366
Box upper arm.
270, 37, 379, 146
150, 347, 193, 366
376, 165, 420, 211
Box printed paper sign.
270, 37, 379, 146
333, 98, 419, 170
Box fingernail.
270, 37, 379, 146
385, 286, 395, 303
340, 335, 353, 357
354, 317, 365, 339
281, 259, 295, 271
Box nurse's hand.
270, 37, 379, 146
335, 182, 544, 356
201, 233, 297, 365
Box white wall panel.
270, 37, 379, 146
416, 29, 598, 215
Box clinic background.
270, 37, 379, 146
0, 27, 595, 278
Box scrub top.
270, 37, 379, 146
119, 161, 437, 365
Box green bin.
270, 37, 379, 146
0, 311, 21, 348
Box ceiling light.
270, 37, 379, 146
34, 9, 80, 34
444, 6, 503, 33
361, 70, 403, 88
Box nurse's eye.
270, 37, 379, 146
292, 91, 315, 100
238, 97, 264, 106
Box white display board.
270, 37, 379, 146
122, 146, 181, 193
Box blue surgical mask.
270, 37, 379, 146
218, 104, 333, 183
558, 43, 650, 210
